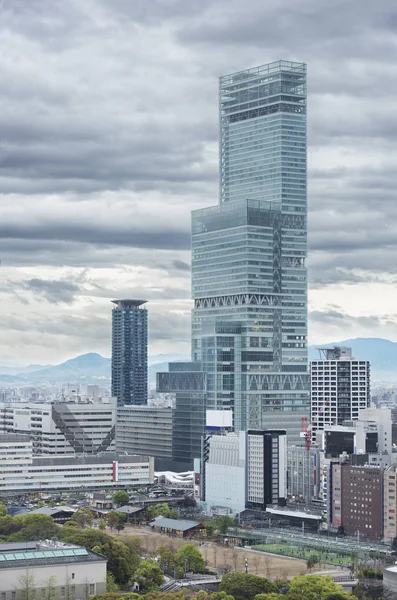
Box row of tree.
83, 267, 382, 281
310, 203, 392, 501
90, 573, 354, 600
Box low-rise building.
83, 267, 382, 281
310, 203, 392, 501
0, 541, 107, 599
149, 517, 200, 537
0, 397, 116, 455
0, 433, 154, 493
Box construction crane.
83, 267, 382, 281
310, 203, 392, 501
301, 417, 312, 504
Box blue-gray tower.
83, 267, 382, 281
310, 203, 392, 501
111, 299, 148, 406
192, 61, 309, 441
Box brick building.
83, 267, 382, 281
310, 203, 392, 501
329, 463, 383, 540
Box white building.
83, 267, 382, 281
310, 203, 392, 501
205, 432, 246, 515
247, 430, 287, 509
0, 541, 106, 599
0, 397, 116, 455
0, 433, 154, 493
311, 346, 370, 432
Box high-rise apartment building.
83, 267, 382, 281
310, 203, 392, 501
247, 429, 287, 509
311, 347, 370, 432
191, 61, 309, 439
111, 299, 148, 406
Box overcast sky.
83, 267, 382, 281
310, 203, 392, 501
1, 0, 397, 365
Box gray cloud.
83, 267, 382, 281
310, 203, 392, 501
1, 0, 397, 361
21, 279, 80, 304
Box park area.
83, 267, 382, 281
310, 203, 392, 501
252, 543, 352, 568
120, 525, 310, 578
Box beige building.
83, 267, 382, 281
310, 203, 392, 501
384, 467, 397, 541
0, 541, 107, 600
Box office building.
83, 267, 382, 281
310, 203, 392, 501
191, 61, 309, 440
111, 299, 148, 405
0, 398, 116, 455
287, 444, 321, 505
116, 405, 173, 460
157, 362, 206, 467
384, 467, 397, 541
0, 541, 107, 599
328, 463, 383, 540
0, 433, 154, 493
311, 346, 370, 432
247, 429, 287, 509
204, 432, 247, 515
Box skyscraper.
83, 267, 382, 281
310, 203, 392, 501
191, 61, 309, 440
111, 299, 148, 406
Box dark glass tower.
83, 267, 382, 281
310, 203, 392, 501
111, 299, 148, 406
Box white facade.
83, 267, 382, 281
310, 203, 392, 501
247, 430, 287, 509
311, 347, 370, 432
0, 434, 154, 493
0, 398, 116, 455
0, 543, 106, 598
205, 432, 246, 515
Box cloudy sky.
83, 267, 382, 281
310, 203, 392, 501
1, 0, 397, 366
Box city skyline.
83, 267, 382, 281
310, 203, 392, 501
1, 0, 397, 365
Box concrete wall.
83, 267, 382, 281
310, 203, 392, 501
0, 560, 107, 597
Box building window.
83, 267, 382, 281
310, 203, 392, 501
71, 573, 75, 580
89, 584, 95, 595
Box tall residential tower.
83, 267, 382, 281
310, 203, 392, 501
111, 299, 148, 405
192, 61, 309, 440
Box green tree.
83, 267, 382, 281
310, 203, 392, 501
106, 574, 119, 593
157, 545, 175, 571
106, 511, 125, 532
254, 595, 283, 600
60, 527, 112, 549
44, 576, 57, 600
216, 515, 235, 535
134, 559, 165, 592
9, 514, 60, 542
71, 508, 93, 528
202, 521, 216, 536
220, 572, 276, 600
97, 518, 106, 531
0, 514, 19, 537
100, 540, 141, 585
17, 569, 36, 600
287, 576, 351, 600
176, 544, 205, 574
146, 503, 172, 520
113, 491, 130, 506
0, 501, 7, 517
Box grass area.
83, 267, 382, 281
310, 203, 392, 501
252, 543, 352, 567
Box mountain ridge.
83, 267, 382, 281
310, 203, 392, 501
1, 339, 396, 384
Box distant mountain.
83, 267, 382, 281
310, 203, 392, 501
0, 363, 50, 376
24, 353, 111, 382
0, 353, 188, 386
309, 338, 397, 381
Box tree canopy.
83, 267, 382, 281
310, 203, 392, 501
134, 559, 165, 593
216, 515, 235, 535
286, 576, 351, 600
220, 572, 276, 600
175, 544, 205, 574
113, 490, 130, 507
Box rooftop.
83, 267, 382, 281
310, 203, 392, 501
113, 506, 144, 515
0, 543, 106, 569
29, 506, 75, 516
112, 299, 147, 308
149, 517, 199, 532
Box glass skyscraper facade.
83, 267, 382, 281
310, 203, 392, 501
191, 61, 309, 441
111, 299, 148, 406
